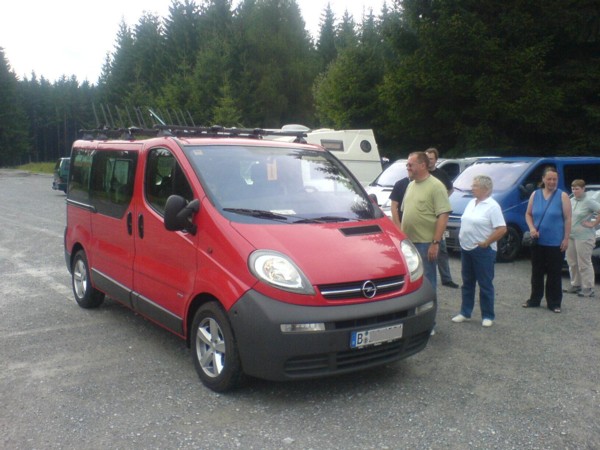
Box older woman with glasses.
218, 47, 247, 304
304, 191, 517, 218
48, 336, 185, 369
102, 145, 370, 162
452, 175, 506, 327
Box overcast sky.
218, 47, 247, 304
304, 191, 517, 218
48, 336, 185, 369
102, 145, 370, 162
1, 0, 387, 84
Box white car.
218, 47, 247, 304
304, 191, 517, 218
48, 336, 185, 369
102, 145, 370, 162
366, 156, 497, 217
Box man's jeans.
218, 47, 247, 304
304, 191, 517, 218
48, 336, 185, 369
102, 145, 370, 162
414, 243, 438, 291
437, 239, 453, 284
460, 246, 496, 320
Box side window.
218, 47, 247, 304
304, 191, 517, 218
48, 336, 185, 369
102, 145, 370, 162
440, 163, 460, 181
89, 150, 138, 218
523, 164, 550, 193
145, 148, 194, 215
68, 149, 93, 204
563, 164, 600, 190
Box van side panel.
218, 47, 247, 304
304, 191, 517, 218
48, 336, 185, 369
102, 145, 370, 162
306, 130, 382, 185
87, 146, 139, 307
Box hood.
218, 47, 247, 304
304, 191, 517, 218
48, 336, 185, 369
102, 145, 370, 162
230, 220, 407, 285
449, 190, 475, 216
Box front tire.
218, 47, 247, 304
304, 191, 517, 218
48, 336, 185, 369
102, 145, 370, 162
71, 250, 104, 308
191, 302, 243, 392
496, 226, 521, 262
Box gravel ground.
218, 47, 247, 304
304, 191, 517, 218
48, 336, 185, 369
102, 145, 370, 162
1, 169, 598, 449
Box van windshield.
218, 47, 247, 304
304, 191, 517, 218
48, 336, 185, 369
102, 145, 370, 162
453, 160, 533, 192
183, 144, 381, 223
371, 160, 407, 187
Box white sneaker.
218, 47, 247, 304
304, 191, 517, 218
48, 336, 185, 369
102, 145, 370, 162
482, 319, 493, 327
451, 314, 470, 323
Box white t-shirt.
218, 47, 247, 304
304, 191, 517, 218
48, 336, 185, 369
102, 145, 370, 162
459, 197, 506, 251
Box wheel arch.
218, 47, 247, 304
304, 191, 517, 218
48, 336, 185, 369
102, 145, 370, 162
496, 223, 523, 262
185, 294, 227, 347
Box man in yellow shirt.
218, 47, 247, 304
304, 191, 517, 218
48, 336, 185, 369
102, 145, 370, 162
400, 151, 452, 291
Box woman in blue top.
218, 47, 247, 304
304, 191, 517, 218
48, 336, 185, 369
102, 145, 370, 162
522, 167, 571, 312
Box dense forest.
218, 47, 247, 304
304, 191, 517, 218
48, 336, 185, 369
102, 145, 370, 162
1, 0, 599, 167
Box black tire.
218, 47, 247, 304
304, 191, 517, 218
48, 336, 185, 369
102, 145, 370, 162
496, 225, 521, 262
191, 302, 244, 392
71, 250, 104, 308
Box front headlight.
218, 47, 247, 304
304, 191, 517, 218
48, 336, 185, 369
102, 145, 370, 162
248, 250, 315, 295
401, 240, 423, 282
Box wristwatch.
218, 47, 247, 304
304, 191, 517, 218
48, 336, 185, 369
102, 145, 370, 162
431, 240, 440, 244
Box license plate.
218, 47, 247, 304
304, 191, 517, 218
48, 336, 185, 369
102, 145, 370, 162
350, 324, 403, 349
443, 230, 449, 238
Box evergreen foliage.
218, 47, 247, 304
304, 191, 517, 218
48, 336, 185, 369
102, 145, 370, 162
0, 48, 31, 166
1, 0, 599, 166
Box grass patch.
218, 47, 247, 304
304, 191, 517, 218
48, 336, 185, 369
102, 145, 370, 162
17, 162, 55, 174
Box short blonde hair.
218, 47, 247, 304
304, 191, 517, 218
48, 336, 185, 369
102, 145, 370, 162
571, 179, 585, 188
473, 175, 493, 192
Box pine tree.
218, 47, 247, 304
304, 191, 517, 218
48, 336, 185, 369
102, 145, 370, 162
0, 48, 30, 166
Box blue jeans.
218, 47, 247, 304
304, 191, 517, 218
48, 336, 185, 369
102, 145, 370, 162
414, 243, 438, 291
437, 239, 453, 284
460, 246, 496, 320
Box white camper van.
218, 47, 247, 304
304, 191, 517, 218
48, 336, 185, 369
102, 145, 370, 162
280, 125, 383, 186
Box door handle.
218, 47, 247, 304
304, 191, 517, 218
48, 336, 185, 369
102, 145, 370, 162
138, 214, 144, 238
127, 212, 133, 235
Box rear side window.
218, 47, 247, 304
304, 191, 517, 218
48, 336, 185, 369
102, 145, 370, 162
563, 163, 600, 189
68, 149, 93, 204
145, 148, 194, 215
68, 148, 137, 218
89, 151, 138, 218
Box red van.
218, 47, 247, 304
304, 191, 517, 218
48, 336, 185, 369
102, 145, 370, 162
64, 126, 436, 391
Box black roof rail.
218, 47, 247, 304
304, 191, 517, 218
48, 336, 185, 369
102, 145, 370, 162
78, 124, 307, 142
78, 127, 164, 141
153, 124, 307, 141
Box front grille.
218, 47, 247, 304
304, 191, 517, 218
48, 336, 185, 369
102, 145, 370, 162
446, 236, 459, 249
319, 276, 405, 300
283, 331, 430, 377
334, 310, 409, 330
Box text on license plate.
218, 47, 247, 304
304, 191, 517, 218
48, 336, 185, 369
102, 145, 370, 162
350, 324, 403, 349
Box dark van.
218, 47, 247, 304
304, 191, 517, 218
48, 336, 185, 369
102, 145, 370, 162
445, 157, 600, 261
52, 157, 70, 193
64, 126, 436, 392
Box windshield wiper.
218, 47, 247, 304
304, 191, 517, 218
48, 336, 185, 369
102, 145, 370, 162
223, 208, 290, 222
293, 216, 351, 224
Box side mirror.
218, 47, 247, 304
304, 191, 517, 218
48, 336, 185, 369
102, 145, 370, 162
164, 195, 200, 235
519, 182, 535, 198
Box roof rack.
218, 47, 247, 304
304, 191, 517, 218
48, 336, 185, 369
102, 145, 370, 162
80, 105, 308, 142
78, 124, 308, 142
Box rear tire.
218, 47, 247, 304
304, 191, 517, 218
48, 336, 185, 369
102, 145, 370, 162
191, 302, 243, 392
71, 250, 104, 308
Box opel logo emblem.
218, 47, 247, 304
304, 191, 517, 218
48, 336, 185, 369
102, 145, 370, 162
361, 280, 377, 299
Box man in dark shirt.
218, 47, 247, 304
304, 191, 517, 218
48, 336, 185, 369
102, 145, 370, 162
389, 176, 410, 230
426, 147, 459, 288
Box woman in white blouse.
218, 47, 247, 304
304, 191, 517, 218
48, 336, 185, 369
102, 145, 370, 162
452, 175, 507, 327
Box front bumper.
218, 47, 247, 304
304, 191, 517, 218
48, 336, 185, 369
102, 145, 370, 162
228, 282, 436, 381
446, 218, 461, 251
